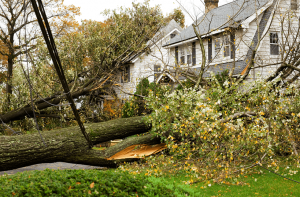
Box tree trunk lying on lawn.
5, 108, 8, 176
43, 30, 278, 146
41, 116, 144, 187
0, 116, 160, 171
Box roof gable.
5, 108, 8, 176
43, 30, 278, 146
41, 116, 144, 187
125, 19, 183, 63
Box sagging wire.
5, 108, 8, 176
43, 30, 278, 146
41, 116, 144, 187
0, 117, 22, 135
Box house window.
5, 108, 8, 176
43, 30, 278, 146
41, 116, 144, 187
170, 33, 176, 39
180, 47, 185, 65
223, 35, 230, 57
291, 0, 297, 10
154, 65, 162, 81
187, 45, 192, 65
121, 65, 130, 83
214, 37, 221, 58
270, 32, 279, 55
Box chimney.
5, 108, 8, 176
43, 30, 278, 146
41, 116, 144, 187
204, 0, 219, 13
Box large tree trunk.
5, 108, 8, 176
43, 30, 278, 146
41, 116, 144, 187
0, 116, 158, 171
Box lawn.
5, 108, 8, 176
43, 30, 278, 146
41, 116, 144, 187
1, 165, 299, 196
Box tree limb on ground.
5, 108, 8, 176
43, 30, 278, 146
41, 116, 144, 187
0, 116, 156, 171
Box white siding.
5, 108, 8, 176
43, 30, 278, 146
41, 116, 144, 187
114, 35, 172, 100
250, 0, 300, 80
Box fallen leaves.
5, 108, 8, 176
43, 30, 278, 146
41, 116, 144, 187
90, 182, 94, 188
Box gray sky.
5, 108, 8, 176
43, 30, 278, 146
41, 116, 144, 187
63, 0, 233, 27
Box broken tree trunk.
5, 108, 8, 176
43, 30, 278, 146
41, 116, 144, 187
0, 116, 159, 171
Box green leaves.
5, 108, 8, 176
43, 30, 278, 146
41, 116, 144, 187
145, 77, 300, 182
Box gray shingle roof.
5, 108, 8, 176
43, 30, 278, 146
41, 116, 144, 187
164, 0, 270, 46
201, 60, 247, 77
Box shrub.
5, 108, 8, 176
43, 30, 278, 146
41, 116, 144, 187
122, 78, 164, 118
0, 169, 190, 196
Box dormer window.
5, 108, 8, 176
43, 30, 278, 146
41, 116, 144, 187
170, 33, 176, 39
270, 32, 279, 55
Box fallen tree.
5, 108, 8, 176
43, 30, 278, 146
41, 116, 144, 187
0, 116, 160, 171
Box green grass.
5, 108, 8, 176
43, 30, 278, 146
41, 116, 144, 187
1, 166, 300, 196
156, 166, 300, 196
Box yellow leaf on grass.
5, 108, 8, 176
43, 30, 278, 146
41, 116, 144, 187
90, 182, 94, 188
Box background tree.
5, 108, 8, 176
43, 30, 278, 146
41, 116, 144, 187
0, 1, 165, 126
0, 0, 80, 106
166, 7, 185, 28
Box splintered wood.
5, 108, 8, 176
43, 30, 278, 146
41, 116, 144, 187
107, 144, 166, 160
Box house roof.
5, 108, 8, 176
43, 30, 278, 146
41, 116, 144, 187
163, 0, 270, 47
201, 60, 247, 77
148, 19, 183, 45
124, 19, 183, 63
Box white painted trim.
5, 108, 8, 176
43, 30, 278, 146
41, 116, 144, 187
156, 72, 176, 83
131, 28, 181, 63
164, 28, 231, 49
163, 37, 198, 49
241, 0, 274, 28
158, 28, 181, 45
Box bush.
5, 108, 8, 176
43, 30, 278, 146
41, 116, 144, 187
176, 79, 195, 91
122, 78, 164, 118
0, 169, 190, 196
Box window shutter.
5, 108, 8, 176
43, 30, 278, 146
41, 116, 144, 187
230, 33, 235, 59
192, 42, 196, 66
175, 46, 178, 65
180, 47, 185, 65
127, 65, 130, 82
208, 37, 212, 62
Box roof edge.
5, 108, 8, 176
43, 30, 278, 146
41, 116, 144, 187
241, 0, 274, 28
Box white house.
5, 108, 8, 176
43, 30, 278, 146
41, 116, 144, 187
114, 19, 183, 100
163, 0, 299, 81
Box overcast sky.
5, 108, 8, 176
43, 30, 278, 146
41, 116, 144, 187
63, 0, 233, 27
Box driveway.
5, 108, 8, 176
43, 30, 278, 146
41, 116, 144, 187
0, 162, 104, 176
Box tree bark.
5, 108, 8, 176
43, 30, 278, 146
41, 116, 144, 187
0, 116, 156, 171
